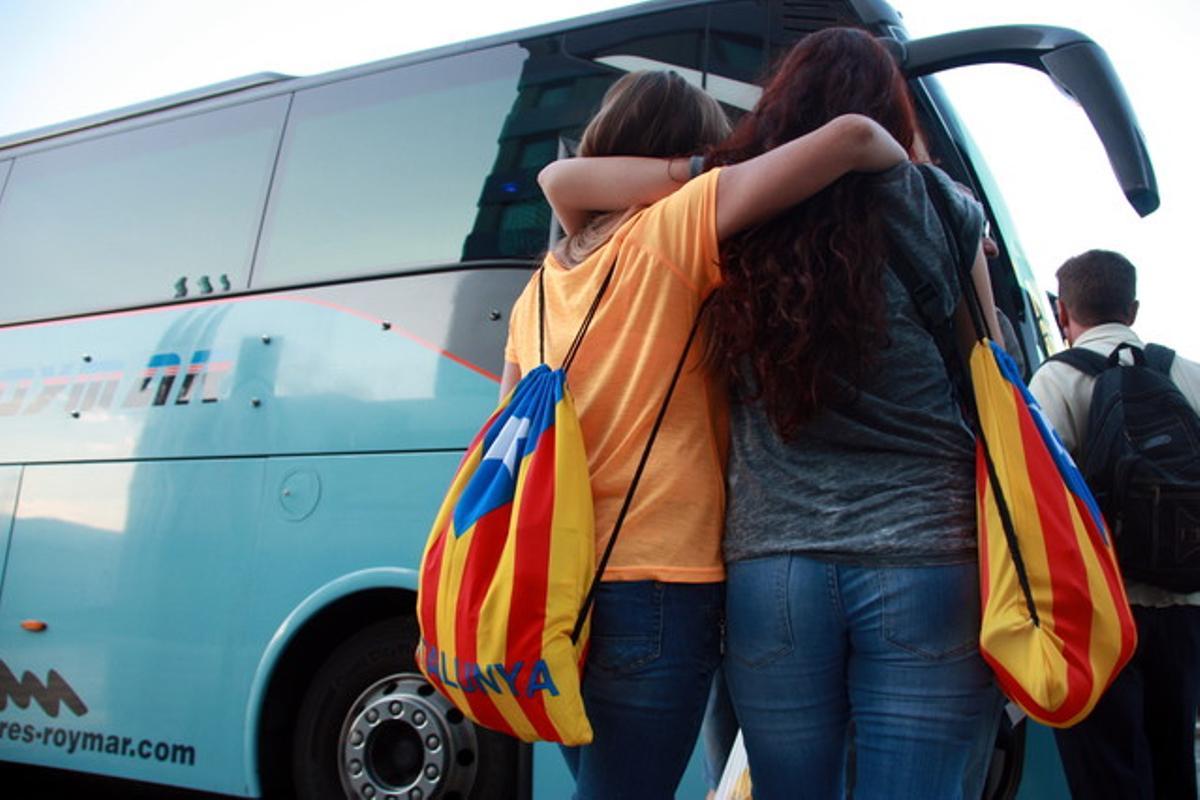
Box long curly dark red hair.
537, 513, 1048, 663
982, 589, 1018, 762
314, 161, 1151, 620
706, 28, 920, 438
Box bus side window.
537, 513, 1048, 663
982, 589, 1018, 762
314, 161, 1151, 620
569, 5, 766, 116
0, 98, 288, 325
567, 6, 709, 77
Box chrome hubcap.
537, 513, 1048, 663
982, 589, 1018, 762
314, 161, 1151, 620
339, 674, 477, 799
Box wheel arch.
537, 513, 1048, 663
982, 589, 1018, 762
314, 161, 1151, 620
244, 568, 419, 798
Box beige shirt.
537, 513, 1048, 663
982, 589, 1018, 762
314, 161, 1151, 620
1028, 323, 1200, 606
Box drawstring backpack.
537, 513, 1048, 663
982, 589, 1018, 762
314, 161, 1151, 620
892, 164, 1136, 728
416, 258, 707, 744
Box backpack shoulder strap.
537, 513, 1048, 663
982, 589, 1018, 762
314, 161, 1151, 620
1048, 348, 1109, 376
570, 294, 714, 644
1144, 343, 1176, 376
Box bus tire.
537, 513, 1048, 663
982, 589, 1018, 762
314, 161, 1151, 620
292, 616, 519, 800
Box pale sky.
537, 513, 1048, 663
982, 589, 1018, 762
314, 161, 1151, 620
1, 0, 1196, 358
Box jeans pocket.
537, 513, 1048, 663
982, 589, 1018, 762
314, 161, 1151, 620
586, 581, 663, 675
880, 563, 980, 660
726, 557, 794, 668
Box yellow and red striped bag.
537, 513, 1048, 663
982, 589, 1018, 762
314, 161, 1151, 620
416, 261, 707, 745
903, 164, 1137, 727
972, 338, 1137, 727
416, 363, 596, 744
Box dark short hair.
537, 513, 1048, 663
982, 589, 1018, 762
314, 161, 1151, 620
1056, 249, 1137, 326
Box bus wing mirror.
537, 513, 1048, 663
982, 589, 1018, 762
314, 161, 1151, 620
886, 26, 1159, 217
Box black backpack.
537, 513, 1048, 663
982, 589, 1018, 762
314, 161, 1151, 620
1050, 342, 1200, 591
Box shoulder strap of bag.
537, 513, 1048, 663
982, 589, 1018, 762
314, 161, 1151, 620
1048, 348, 1109, 376
891, 164, 990, 361
1046, 340, 1175, 383
888, 241, 958, 367
917, 164, 990, 339
1144, 343, 1176, 376
537, 255, 620, 371
895, 165, 1043, 628
892, 163, 1004, 374
570, 294, 714, 643
888, 165, 976, 416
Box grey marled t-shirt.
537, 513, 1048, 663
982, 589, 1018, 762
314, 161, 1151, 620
723, 162, 983, 566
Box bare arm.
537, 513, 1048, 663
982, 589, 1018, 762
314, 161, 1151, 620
538, 113, 906, 239
538, 157, 692, 235
499, 361, 521, 402
715, 114, 906, 240
954, 243, 1003, 355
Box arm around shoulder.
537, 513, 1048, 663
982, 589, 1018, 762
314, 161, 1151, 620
538, 156, 692, 235
714, 114, 908, 240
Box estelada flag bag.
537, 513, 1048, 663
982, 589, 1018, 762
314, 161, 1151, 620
416, 258, 707, 744
892, 164, 1136, 728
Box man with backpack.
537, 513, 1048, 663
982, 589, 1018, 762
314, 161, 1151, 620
1029, 249, 1200, 799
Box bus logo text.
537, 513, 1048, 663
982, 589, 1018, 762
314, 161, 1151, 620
0, 350, 233, 417
0, 660, 88, 718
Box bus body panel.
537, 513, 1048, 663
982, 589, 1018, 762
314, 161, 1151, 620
0, 269, 529, 465
0, 459, 265, 791
244, 454, 450, 629
0, 449, 526, 795
1018, 723, 1071, 798
0, 266, 529, 794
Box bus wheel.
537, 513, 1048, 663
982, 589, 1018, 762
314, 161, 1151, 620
292, 617, 517, 800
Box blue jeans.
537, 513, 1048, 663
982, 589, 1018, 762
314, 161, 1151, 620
561, 580, 724, 799
724, 555, 1002, 800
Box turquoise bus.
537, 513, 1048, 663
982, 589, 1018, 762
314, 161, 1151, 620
0, 1, 1156, 797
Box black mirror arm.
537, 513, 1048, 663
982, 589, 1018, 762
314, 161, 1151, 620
888, 25, 1159, 217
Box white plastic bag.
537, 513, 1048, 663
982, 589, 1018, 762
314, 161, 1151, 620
714, 731, 752, 800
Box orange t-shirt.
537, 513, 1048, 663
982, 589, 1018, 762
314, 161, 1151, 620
504, 169, 728, 583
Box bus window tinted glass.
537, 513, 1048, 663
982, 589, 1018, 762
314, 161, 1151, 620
253, 46, 535, 285
706, 2, 767, 84
0, 98, 287, 323
568, 7, 761, 112
567, 8, 707, 75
